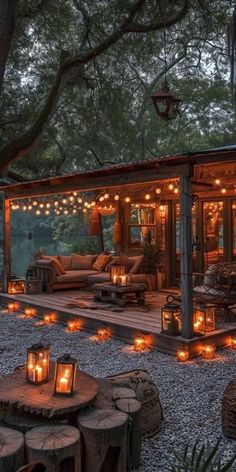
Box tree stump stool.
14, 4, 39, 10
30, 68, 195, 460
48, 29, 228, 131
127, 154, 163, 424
0, 426, 24, 472
78, 408, 128, 472
17, 465, 46, 472
222, 379, 236, 439
25, 425, 81, 472
115, 397, 142, 470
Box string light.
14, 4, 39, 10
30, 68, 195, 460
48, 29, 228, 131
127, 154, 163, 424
114, 194, 120, 201
173, 187, 179, 194
168, 183, 174, 190
77, 197, 83, 204
39, 203, 44, 209
46, 203, 51, 208
104, 193, 109, 199
215, 178, 221, 185
36, 210, 41, 216
54, 201, 59, 206
32, 200, 38, 206
62, 198, 67, 204
125, 197, 131, 203
221, 187, 226, 194
99, 196, 104, 202
155, 187, 161, 194
28, 205, 32, 210
145, 194, 151, 200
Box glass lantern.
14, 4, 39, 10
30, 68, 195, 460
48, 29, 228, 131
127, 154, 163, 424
117, 274, 132, 286
110, 264, 126, 284
26, 343, 50, 385
161, 303, 182, 335
54, 354, 77, 396
194, 304, 216, 335
97, 327, 109, 341
176, 347, 189, 362
201, 344, 215, 359
8, 278, 25, 294
134, 335, 146, 351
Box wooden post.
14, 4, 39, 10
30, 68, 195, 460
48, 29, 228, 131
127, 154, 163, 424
98, 213, 104, 252
180, 172, 194, 339
2, 194, 11, 292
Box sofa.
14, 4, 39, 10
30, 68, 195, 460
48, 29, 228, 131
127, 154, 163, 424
27, 253, 149, 293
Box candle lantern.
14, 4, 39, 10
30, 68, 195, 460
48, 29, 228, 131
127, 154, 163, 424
110, 265, 126, 284
202, 344, 215, 359
194, 304, 216, 335
117, 274, 132, 286
161, 303, 182, 335
231, 336, 236, 350
67, 320, 80, 332
26, 343, 50, 385
54, 354, 77, 396
8, 278, 25, 294
44, 312, 56, 324
134, 335, 146, 351
97, 327, 109, 341
176, 347, 189, 362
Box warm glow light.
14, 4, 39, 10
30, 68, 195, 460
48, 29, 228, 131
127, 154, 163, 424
125, 197, 131, 203
145, 194, 151, 200
69, 196, 74, 202
62, 198, 67, 204
134, 335, 146, 351
32, 201, 38, 206
159, 205, 165, 212
54, 201, 59, 206
44, 312, 56, 324
221, 188, 226, 194
23, 206, 27, 211
46, 203, 51, 208
231, 336, 236, 350
114, 194, 120, 201
173, 187, 179, 194
8, 302, 19, 313
24, 307, 36, 318
176, 348, 189, 362
39, 203, 44, 209
202, 344, 215, 359
36, 210, 41, 215
215, 178, 221, 185
156, 187, 161, 194
28, 205, 32, 210
97, 327, 109, 341
67, 320, 80, 332
45, 210, 50, 215
99, 196, 104, 202
77, 197, 83, 204
168, 183, 174, 190
104, 193, 109, 199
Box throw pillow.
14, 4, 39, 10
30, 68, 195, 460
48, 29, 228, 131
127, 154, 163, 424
130, 255, 144, 274
41, 255, 65, 275
58, 255, 72, 271
106, 369, 163, 438
71, 253, 97, 270
92, 254, 112, 271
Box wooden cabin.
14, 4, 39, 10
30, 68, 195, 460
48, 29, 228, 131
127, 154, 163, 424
1, 144, 236, 355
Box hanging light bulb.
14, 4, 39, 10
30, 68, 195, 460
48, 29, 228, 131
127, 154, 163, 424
46, 203, 51, 208
104, 192, 109, 199
83, 208, 87, 213
91, 201, 96, 207
87, 203, 91, 209
72, 209, 77, 214
28, 205, 32, 210
145, 193, 151, 200
221, 187, 226, 194
215, 178, 221, 185
99, 196, 104, 202
39, 203, 44, 209
77, 197, 83, 204
125, 197, 131, 203
69, 196, 74, 202
84, 201, 88, 207
54, 201, 59, 206
168, 183, 174, 190
64, 209, 69, 215
173, 187, 179, 194
32, 200, 38, 207
62, 198, 67, 204
73, 191, 77, 196
45, 210, 50, 216
36, 210, 41, 216
23, 206, 27, 211
155, 187, 161, 194
114, 194, 120, 201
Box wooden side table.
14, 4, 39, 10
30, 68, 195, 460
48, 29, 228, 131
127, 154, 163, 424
93, 283, 146, 307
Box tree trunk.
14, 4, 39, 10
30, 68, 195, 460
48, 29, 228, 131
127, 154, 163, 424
0, 0, 16, 93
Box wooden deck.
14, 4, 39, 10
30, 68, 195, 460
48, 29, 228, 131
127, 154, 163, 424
1, 289, 236, 357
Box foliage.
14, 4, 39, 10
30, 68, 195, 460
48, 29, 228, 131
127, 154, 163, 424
66, 241, 98, 255
143, 242, 160, 274
169, 440, 236, 472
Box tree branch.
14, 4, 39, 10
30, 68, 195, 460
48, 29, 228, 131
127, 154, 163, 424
127, 0, 189, 33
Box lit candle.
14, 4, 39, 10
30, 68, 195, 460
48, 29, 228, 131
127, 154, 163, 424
59, 376, 69, 393
176, 349, 189, 362
231, 337, 236, 350
8, 303, 16, 313
112, 275, 118, 284
36, 365, 43, 383
134, 336, 145, 351
202, 344, 215, 359
120, 275, 127, 286
68, 321, 76, 331
97, 327, 109, 341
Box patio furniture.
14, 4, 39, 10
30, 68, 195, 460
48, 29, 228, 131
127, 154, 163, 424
222, 379, 236, 439
93, 282, 146, 306
25, 425, 81, 472
0, 426, 25, 471
27, 254, 148, 293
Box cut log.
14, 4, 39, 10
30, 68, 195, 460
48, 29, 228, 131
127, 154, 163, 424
112, 387, 136, 401
0, 426, 24, 472
115, 397, 142, 470
16, 464, 46, 472
25, 424, 81, 472
78, 407, 128, 472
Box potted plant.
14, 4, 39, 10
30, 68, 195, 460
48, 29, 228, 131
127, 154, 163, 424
143, 241, 160, 291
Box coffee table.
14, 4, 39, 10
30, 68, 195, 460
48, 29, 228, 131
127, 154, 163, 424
93, 282, 146, 307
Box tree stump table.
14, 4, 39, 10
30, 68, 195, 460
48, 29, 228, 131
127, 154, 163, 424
0, 426, 25, 472
25, 425, 81, 472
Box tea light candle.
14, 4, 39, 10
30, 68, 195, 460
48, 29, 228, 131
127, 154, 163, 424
134, 335, 146, 351
176, 348, 189, 362
119, 275, 127, 286
8, 303, 17, 313
59, 376, 69, 393
97, 327, 109, 341
202, 344, 215, 359
112, 275, 118, 284
68, 320, 76, 332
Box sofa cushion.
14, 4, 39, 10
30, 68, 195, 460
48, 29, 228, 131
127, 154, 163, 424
41, 255, 65, 275
88, 272, 110, 284
71, 254, 97, 270
129, 255, 144, 274
58, 255, 72, 271
56, 270, 98, 283
92, 254, 112, 271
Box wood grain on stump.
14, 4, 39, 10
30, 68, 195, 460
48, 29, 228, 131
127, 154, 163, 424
115, 398, 142, 470
112, 387, 136, 401
25, 425, 81, 472
78, 408, 128, 472
0, 426, 24, 472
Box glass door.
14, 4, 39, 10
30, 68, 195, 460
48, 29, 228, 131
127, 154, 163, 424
203, 201, 224, 268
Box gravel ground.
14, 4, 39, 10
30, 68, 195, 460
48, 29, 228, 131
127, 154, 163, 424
1, 308, 236, 471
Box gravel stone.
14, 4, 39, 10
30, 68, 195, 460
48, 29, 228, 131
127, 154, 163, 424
1, 308, 236, 471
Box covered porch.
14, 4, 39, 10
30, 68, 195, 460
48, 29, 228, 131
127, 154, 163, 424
1, 144, 236, 355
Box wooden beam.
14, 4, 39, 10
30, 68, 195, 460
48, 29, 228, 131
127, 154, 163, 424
179, 175, 194, 339
2, 194, 11, 292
